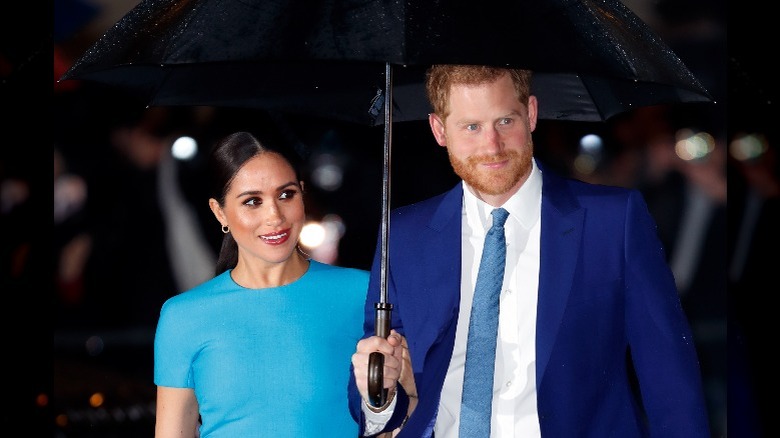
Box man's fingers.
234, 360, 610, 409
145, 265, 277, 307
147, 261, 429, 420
357, 335, 395, 355
353, 332, 409, 401
387, 329, 403, 347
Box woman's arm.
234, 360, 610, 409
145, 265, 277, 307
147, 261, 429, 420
155, 386, 200, 437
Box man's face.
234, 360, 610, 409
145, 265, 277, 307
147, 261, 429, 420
428, 72, 537, 206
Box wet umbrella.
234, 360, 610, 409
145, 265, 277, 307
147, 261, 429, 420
60, 0, 711, 123
60, 0, 713, 406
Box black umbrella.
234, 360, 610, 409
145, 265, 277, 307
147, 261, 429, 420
60, 0, 713, 407
60, 0, 712, 123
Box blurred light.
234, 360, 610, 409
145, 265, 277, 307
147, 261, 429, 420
573, 154, 597, 175
579, 134, 603, 154
729, 132, 767, 162
111, 407, 127, 422
85, 335, 104, 356
300, 222, 326, 248
312, 164, 343, 191
90, 407, 110, 423
127, 404, 146, 421
89, 392, 105, 408
311, 153, 344, 191
1, 178, 30, 214
54, 173, 87, 223
171, 136, 198, 160
675, 128, 714, 161
36, 393, 48, 407
55, 414, 68, 427
322, 214, 346, 238
574, 133, 603, 175
300, 214, 345, 264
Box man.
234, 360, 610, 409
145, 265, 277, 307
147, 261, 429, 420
348, 65, 710, 437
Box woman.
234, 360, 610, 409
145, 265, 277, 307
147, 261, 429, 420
154, 131, 368, 437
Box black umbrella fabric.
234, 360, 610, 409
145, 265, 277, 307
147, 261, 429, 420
60, 0, 714, 407
61, 0, 712, 123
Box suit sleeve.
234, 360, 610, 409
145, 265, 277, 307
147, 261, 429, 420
623, 189, 711, 436
348, 230, 410, 436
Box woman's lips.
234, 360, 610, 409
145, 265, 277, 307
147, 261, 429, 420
260, 228, 291, 245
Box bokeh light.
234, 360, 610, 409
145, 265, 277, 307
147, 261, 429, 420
675, 128, 715, 161
729, 132, 767, 162
171, 136, 198, 160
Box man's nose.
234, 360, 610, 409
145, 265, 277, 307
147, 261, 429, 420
483, 127, 503, 153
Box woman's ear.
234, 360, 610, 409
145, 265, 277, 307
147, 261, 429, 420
209, 198, 225, 226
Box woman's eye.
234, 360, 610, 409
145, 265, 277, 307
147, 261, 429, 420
243, 197, 261, 206
279, 189, 298, 200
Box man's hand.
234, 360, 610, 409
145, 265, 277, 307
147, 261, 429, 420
353, 329, 405, 409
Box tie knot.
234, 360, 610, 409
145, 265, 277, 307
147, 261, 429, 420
491, 208, 509, 228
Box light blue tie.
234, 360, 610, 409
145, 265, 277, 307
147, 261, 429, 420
460, 207, 509, 437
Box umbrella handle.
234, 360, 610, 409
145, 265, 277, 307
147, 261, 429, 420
367, 302, 393, 407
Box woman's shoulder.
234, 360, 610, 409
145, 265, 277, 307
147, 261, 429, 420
307, 260, 369, 282
303, 261, 368, 307
161, 271, 235, 309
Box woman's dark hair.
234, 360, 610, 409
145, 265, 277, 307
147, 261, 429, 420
209, 131, 302, 275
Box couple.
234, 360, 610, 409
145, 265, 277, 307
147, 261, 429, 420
153, 64, 710, 437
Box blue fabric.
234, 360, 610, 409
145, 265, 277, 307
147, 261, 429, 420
348, 162, 710, 437
460, 208, 509, 437
154, 260, 368, 437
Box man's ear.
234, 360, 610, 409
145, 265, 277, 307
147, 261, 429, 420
428, 113, 447, 147
527, 95, 538, 132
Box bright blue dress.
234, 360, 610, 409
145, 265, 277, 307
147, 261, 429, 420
154, 260, 368, 437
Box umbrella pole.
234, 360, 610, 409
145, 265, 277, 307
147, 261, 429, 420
367, 62, 394, 407
379, 62, 392, 308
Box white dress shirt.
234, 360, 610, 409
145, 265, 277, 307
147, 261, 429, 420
365, 159, 543, 437
435, 158, 542, 437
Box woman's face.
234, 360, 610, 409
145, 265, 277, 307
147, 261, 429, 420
213, 152, 305, 266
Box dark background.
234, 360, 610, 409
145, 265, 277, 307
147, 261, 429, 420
4, 0, 776, 437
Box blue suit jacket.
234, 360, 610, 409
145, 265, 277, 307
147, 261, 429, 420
348, 163, 710, 437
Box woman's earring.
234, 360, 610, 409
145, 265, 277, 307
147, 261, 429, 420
296, 244, 311, 259
221, 225, 230, 234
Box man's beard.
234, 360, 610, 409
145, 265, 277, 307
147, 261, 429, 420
449, 142, 533, 196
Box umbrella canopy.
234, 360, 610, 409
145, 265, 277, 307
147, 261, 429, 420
61, 0, 712, 123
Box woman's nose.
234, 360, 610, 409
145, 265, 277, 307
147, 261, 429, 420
265, 203, 283, 226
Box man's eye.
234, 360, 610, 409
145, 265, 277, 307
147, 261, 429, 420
466, 124, 479, 131
498, 118, 513, 126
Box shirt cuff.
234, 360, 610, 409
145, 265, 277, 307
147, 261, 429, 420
362, 394, 397, 436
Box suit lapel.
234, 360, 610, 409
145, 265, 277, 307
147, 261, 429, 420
535, 170, 584, 385
401, 184, 464, 372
